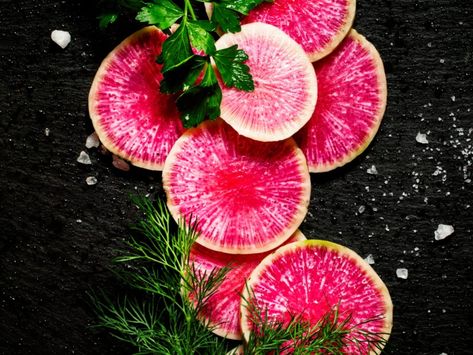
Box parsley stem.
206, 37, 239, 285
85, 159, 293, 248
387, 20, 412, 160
184, 0, 197, 20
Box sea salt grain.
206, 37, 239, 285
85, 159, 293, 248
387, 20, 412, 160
396, 268, 408, 279
434, 224, 454, 241
51, 30, 71, 49
77, 151, 92, 165
364, 254, 375, 265
85, 132, 100, 148
367, 165, 378, 175
86, 176, 98, 185
416, 132, 429, 144
44, 128, 50, 136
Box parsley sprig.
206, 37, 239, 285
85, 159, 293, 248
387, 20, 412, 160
98, 0, 269, 127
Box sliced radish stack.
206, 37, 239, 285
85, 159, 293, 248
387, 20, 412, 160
163, 119, 310, 254
188, 231, 306, 340
89, 26, 184, 170
215, 23, 317, 142
295, 30, 387, 172
242, 0, 356, 62
241, 240, 393, 353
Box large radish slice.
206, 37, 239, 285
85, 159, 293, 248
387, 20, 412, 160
241, 240, 393, 353
163, 119, 310, 254
89, 26, 184, 170
242, 0, 356, 62
188, 231, 306, 340
215, 23, 317, 142
295, 30, 387, 172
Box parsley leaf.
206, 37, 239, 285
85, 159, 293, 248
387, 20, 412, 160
176, 64, 222, 127
213, 45, 254, 91
191, 20, 216, 32
135, 0, 183, 29
220, 0, 270, 16
160, 56, 207, 94
157, 23, 194, 73
211, 3, 241, 33
98, 13, 119, 29
187, 21, 216, 55
205, 0, 269, 33
97, 0, 144, 28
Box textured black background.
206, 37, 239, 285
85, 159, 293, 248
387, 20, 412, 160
1, 0, 472, 354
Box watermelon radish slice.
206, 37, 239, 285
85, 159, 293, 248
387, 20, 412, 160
241, 240, 393, 353
188, 231, 306, 340
294, 30, 387, 172
242, 0, 356, 62
215, 23, 317, 142
89, 26, 184, 170
163, 119, 311, 254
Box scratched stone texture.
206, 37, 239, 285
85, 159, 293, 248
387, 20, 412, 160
0, 0, 472, 354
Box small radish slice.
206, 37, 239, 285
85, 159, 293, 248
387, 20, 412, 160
89, 27, 184, 170
163, 119, 310, 254
242, 0, 356, 62
188, 231, 306, 340
215, 23, 317, 142
295, 30, 387, 172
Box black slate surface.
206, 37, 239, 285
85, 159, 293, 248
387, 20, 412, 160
1, 0, 472, 354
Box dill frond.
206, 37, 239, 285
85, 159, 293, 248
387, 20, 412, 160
93, 197, 229, 354
242, 290, 389, 355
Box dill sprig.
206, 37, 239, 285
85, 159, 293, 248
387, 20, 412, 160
92, 197, 389, 354
242, 292, 389, 354
92, 197, 229, 354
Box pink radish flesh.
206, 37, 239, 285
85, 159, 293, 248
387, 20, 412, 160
216, 23, 317, 142
241, 240, 393, 353
188, 231, 305, 340
242, 0, 356, 61
163, 119, 310, 254
89, 27, 184, 170
295, 30, 387, 172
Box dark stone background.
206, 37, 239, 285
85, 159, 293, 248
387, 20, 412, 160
1, 0, 472, 354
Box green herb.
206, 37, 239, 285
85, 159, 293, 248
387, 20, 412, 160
213, 45, 254, 91
97, 0, 143, 29
176, 63, 222, 126
92, 197, 229, 354
93, 197, 389, 353
135, 0, 184, 29
241, 293, 389, 354
98, 0, 270, 127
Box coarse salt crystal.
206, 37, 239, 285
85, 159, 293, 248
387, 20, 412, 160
364, 254, 375, 265
416, 132, 429, 144
86, 176, 98, 185
51, 30, 71, 49
77, 151, 92, 165
85, 132, 100, 148
367, 165, 378, 175
396, 268, 408, 279
434, 224, 454, 241
44, 128, 50, 136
